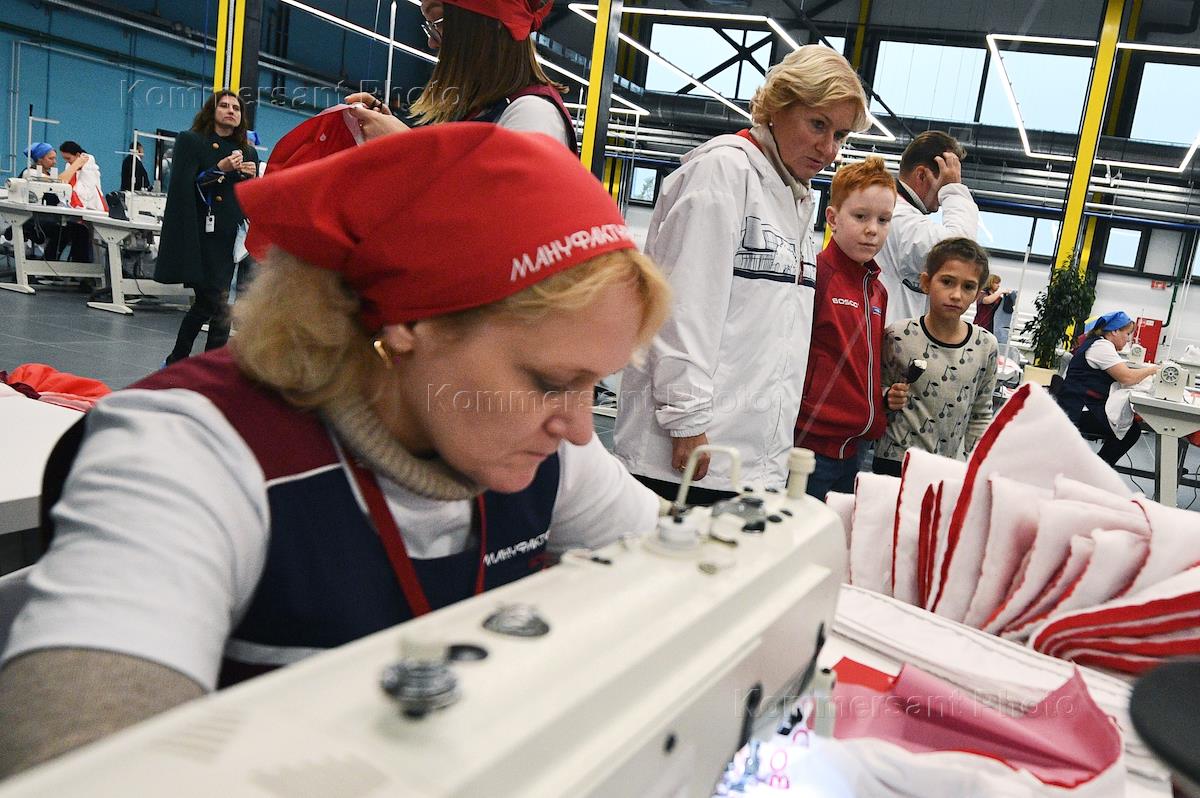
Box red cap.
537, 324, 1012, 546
445, 0, 553, 41
236, 123, 634, 330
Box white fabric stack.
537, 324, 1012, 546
832, 382, 1200, 675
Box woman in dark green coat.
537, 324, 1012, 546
156, 90, 259, 364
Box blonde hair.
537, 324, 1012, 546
829, 155, 895, 207
232, 248, 670, 411
984, 274, 1001, 291
409, 3, 565, 125
750, 45, 869, 130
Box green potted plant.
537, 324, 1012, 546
1021, 254, 1096, 385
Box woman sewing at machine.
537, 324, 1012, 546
0, 124, 669, 775
13, 142, 93, 262
1056, 310, 1160, 466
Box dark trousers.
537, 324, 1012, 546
872, 457, 903, 477
807, 451, 860, 501
1078, 409, 1143, 466
634, 474, 736, 507
167, 227, 238, 364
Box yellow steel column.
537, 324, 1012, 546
851, 0, 871, 68
213, 0, 249, 92
230, 0, 248, 92
1053, 0, 1126, 273
213, 0, 231, 92
580, 0, 622, 177
1105, 0, 1142, 137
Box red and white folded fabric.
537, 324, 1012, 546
837, 381, 1198, 677
921, 477, 962, 611
962, 476, 1049, 628
848, 473, 901, 594
890, 450, 965, 605
825, 491, 855, 549
931, 384, 1130, 622
831, 663, 1123, 792
1122, 497, 1200, 595
832, 585, 1166, 783
720, 657, 1126, 797
1030, 566, 1200, 673
984, 500, 1148, 636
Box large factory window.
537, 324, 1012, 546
1130, 62, 1200, 147
645, 24, 771, 101
870, 41, 985, 124
979, 50, 1091, 134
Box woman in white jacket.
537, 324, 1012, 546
58, 140, 107, 213
614, 46, 869, 502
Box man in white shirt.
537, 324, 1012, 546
876, 131, 979, 324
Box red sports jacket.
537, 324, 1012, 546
793, 238, 889, 459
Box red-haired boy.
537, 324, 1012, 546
794, 156, 906, 498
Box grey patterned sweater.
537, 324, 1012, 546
877, 317, 998, 464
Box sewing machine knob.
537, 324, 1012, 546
380, 635, 459, 719
482, 604, 550, 638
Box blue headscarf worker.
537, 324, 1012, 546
1056, 310, 1161, 466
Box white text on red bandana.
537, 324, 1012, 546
510, 224, 631, 282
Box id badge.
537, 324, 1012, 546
205, 213, 215, 233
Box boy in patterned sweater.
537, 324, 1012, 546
873, 238, 998, 476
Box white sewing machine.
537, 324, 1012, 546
20, 176, 72, 206
0, 448, 846, 798
1153, 362, 1191, 403
1123, 342, 1147, 365
121, 190, 167, 224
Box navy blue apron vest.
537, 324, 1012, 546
52, 349, 559, 687
471, 84, 578, 152
1057, 336, 1117, 427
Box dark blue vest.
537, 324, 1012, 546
470, 84, 578, 152
1057, 336, 1116, 425
127, 350, 559, 687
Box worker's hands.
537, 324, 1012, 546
218, 150, 244, 172
886, 382, 910, 411
238, 161, 257, 177
671, 433, 710, 480
344, 102, 409, 141
934, 150, 962, 188
343, 92, 391, 114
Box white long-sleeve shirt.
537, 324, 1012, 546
876, 181, 979, 324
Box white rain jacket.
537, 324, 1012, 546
875, 181, 978, 324
613, 131, 818, 490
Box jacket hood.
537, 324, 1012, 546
681, 133, 778, 183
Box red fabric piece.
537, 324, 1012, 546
244, 106, 362, 260
6, 363, 110, 400
446, 0, 554, 41
236, 123, 634, 331
833, 665, 1122, 789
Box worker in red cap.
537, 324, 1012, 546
342, 0, 573, 148
0, 124, 670, 774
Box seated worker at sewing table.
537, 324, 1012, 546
1057, 310, 1161, 467
0, 125, 670, 775
9, 143, 91, 263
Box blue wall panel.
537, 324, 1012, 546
2, 0, 430, 186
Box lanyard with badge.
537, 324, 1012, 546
347, 459, 489, 616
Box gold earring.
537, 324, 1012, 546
372, 338, 393, 369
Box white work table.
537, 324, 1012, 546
0, 198, 168, 315
0, 391, 82, 536
1129, 389, 1200, 507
